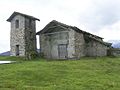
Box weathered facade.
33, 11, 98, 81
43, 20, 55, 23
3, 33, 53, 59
7, 12, 40, 56
7, 12, 111, 59
107, 48, 120, 56
37, 20, 111, 59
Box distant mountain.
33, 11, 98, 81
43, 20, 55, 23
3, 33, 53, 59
0, 51, 10, 56
113, 43, 120, 48
0, 49, 40, 56
108, 40, 120, 48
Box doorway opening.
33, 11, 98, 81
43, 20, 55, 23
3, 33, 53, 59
16, 45, 19, 56
58, 44, 68, 59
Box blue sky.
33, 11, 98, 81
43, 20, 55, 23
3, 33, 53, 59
0, 0, 120, 53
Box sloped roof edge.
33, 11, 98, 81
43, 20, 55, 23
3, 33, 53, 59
36, 20, 68, 35
36, 20, 103, 39
7, 11, 40, 22
88, 36, 112, 46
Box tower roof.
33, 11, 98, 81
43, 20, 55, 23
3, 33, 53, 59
7, 11, 40, 22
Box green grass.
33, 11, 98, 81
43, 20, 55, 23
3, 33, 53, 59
0, 56, 120, 90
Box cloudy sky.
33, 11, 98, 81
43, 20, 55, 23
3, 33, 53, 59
0, 0, 120, 53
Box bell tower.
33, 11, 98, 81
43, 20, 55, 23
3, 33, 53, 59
7, 12, 40, 57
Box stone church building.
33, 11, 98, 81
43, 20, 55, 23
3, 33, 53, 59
7, 12, 111, 59
37, 20, 111, 59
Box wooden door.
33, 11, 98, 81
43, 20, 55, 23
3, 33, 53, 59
58, 44, 67, 59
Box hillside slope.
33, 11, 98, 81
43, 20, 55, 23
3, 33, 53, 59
0, 56, 120, 90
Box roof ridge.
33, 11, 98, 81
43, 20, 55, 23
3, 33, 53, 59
51, 20, 71, 27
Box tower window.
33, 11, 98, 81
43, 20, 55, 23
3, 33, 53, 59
15, 20, 19, 28
29, 19, 32, 28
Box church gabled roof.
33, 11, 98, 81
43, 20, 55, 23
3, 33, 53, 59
36, 20, 103, 39
7, 11, 40, 22
36, 20, 112, 47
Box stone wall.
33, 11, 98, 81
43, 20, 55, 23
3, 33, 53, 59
40, 27, 76, 59
107, 48, 120, 56
74, 31, 85, 59
40, 34, 52, 58
67, 28, 76, 59
40, 27, 108, 59
10, 15, 37, 57
40, 29, 69, 59
10, 15, 25, 56
25, 18, 37, 56
85, 40, 107, 56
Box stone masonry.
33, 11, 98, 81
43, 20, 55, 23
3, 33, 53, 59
7, 12, 40, 57
37, 20, 111, 59
7, 12, 111, 59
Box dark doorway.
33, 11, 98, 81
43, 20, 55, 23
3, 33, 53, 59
16, 45, 19, 56
58, 44, 68, 59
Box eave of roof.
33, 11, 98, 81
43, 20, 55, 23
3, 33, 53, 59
88, 36, 112, 46
7, 11, 40, 22
36, 30, 42, 35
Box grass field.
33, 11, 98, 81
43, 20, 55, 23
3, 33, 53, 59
0, 56, 120, 90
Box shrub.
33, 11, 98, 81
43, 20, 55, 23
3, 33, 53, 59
25, 51, 38, 60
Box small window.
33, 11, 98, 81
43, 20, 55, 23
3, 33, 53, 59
29, 19, 32, 28
15, 20, 19, 28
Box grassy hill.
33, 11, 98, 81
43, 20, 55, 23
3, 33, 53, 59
0, 56, 120, 90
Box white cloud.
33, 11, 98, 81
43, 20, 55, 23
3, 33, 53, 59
0, 0, 120, 53
98, 21, 120, 41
